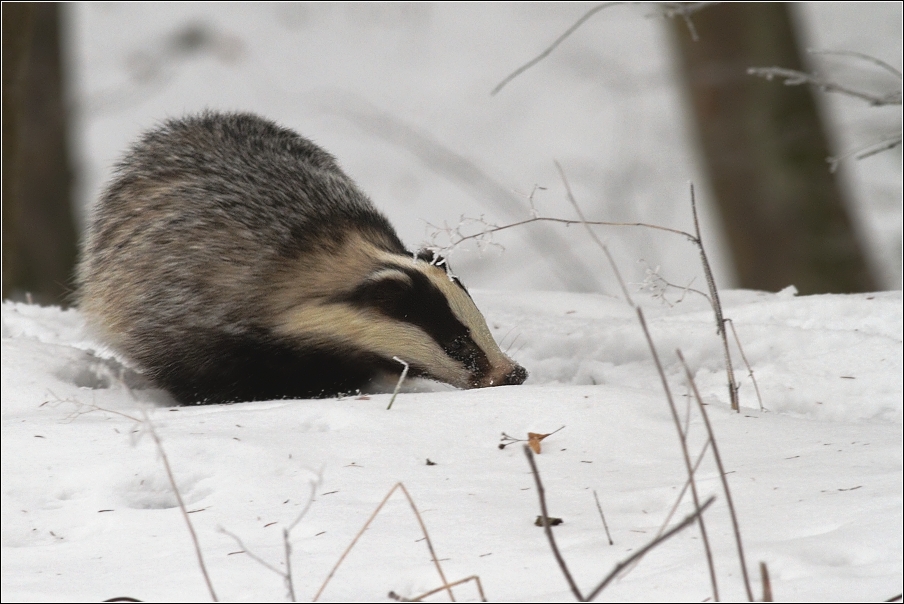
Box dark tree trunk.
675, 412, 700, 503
2, 3, 78, 305
670, 3, 877, 294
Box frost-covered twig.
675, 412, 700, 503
747, 66, 902, 106
811, 49, 902, 80
677, 349, 753, 601
827, 135, 903, 173
432, 214, 695, 259
314, 482, 455, 602
632, 262, 704, 307
434, 175, 744, 411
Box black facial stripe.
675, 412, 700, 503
344, 266, 490, 380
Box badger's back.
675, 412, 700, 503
79, 112, 526, 404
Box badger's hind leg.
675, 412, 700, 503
146, 330, 380, 405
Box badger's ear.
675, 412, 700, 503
416, 248, 451, 271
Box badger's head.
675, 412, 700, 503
271, 232, 527, 391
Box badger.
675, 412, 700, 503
77, 111, 527, 405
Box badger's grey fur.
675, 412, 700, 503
77, 111, 527, 404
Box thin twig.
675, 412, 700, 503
635, 309, 719, 601
689, 183, 739, 412
523, 446, 585, 601
584, 496, 716, 602
142, 410, 219, 602
759, 562, 773, 602
387, 357, 410, 410
405, 575, 487, 602
491, 2, 712, 95
556, 160, 635, 304
58, 392, 218, 601
677, 350, 753, 601
724, 318, 764, 411
828, 134, 903, 172
649, 437, 712, 545
283, 528, 296, 602
446, 215, 696, 252
809, 49, 902, 80
747, 66, 902, 106
656, 2, 713, 42
592, 491, 614, 545
220, 477, 320, 602
491, 3, 622, 96
220, 527, 284, 576
314, 482, 455, 602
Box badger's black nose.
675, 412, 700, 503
503, 364, 528, 385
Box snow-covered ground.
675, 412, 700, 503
2, 289, 901, 602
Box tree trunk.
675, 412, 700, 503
670, 3, 877, 294
2, 3, 78, 305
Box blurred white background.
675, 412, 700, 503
64, 3, 902, 294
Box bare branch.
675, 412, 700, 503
523, 446, 585, 601
219, 527, 284, 576
759, 562, 773, 602
617, 436, 711, 580
688, 184, 740, 412
491, 2, 714, 95
809, 49, 902, 80
655, 2, 714, 42
314, 482, 455, 602
724, 319, 764, 411
141, 410, 219, 602
828, 134, 904, 172
386, 356, 410, 410
635, 308, 719, 601
677, 350, 753, 601
747, 66, 903, 106
584, 496, 716, 601
220, 476, 320, 602
440, 215, 695, 254
592, 491, 614, 546
633, 261, 711, 307
402, 575, 487, 602
491, 3, 622, 96
556, 160, 635, 304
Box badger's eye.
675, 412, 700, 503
446, 335, 480, 374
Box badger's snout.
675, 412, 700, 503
503, 364, 528, 386
474, 361, 528, 388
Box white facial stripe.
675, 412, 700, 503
274, 302, 472, 388
364, 267, 412, 285
420, 265, 513, 367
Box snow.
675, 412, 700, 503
2, 290, 901, 602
